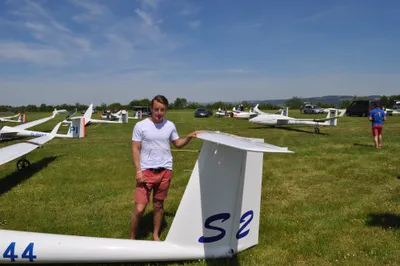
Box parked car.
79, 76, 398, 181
194, 108, 210, 118
346, 100, 379, 117
303, 105, 324, 114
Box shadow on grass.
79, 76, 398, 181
249, 125, 329, 135
353, 143, 374, 148
45, 256, 241, 266
0, 156, 58, 196
366, 213, 400, 229
134, 210, 171, 240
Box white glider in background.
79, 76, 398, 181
0, 131, 293, 264
230, 107, 258, 119
249, 109, 345, 134
65, 104, 128, 125
0, 113, 26, 123
253, 104, 288, 116
0, 122, 61, 171
100, 109, 139, 120
0, 117, 85, 140
3, 108, 66, 131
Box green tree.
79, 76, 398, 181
339, 100, 351, 109
285, 97, 304, 109
108, 102, 122, 111
173, 98, 188, 109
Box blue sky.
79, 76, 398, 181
0, 0, 399, 105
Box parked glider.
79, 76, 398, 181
0, 131, 293, 264
0, 122, 61, 171
0, 109, 68, 140
0, 113, 26, 123
64, 104, 128, 125
230, 106, 258, 119
249, 109, 345, 134
0, 117, 85, 140
253, 104, 288, 116
100, 109, 138, 121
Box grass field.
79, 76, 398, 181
1, 110, 400, 265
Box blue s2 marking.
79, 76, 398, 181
198, 210, 254, 243
236, 210, 254, 239
2, 242, 36, 262
198, 213, 230, 243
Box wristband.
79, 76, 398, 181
136, 170, 143, 174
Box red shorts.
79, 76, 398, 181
134, 169, 172, 204
372, 126, 383, 136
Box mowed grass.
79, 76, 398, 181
1, 110, 400, 265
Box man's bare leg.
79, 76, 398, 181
130, 203, 147, 240
373, 136, 379, 148
378, 134, 383, 148
153, 200, 164, 241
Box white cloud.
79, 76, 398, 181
0, 42, 66, 66
70, 0, 110, 22
24, 0, 72, 33
139, 0, 160, 9
298, 6, 347, 24
25, 22, 46, 32
188, 20, 201, 29
135, 8, 155, 27
177, 2, 201, 16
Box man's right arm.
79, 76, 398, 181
132, 141, 144, 183
132, 141, 142, 171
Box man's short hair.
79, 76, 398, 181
151, 95, 169, 108
374, 102, 381, 108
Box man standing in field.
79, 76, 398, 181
130, 95, 201, 241
369, 102, 386, 149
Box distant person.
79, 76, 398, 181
369, 102, 386, 149
130, 95, 201, 241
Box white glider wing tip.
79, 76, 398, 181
196, 131, 293, 153
56, 109, 67, 114
0, 133, 55, 166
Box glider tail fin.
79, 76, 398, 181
282, 107, 289, 116
253, 104, 264, 115
119, 110, 129, 123
328, 109, 338, 126
67, 117, 86, 138
51, 122, 62, 136
83, 104, 93, 123
18, 113, 26, 123
166, 135, 282, 256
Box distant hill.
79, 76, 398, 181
246, 95, 382, 107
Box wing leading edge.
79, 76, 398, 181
196, 130, 293, 153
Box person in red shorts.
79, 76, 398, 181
130, 95, 201, 241
369, 102, 386, 149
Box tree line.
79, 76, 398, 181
0, 98, 282, 113
2, 95, 399, 113
284, 95, 400, 109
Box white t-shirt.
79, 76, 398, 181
132, 118, 179, 170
